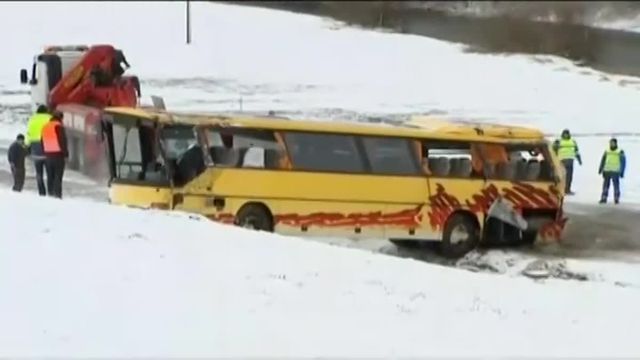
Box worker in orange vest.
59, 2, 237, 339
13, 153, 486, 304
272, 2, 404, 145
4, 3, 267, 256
41, 112, 68, 198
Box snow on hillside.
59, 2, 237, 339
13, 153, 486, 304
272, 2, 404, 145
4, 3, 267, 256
0, 1, 639, 205
1, 189, 639, 357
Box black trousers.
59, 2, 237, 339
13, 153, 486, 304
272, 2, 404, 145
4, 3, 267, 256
45, 156, 66, 198
561, 159, 574, 193
33, 159, 47, 196
11, 166, 25, 192
601, 171, 621, 202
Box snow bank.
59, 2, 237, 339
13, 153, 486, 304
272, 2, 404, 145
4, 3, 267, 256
1, 189, 640, 357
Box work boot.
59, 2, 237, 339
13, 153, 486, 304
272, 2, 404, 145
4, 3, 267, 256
615, 198, 620, 204
599, 198, 606, 204
566, 191, 576, 196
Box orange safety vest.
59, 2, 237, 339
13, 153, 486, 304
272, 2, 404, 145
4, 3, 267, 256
42, 121, 62, 153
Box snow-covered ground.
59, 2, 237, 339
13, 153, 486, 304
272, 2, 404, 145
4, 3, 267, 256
1, 3, 640, 356
1, 2, 639, 206
0, 188, 639, 357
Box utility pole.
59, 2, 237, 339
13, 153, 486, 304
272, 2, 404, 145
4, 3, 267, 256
186, 0, 191, 44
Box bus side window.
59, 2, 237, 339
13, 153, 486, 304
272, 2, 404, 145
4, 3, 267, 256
283, 132, 365, 173
471, 143, 509, 179
205, 128, 285, 170
422, 141, 474, 178
361, 136, 421, 176
504, 145, 550, 182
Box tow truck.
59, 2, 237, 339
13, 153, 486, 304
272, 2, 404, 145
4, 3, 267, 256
19, 44, 141, 181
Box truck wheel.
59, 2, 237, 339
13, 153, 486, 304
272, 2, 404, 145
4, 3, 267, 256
522, 230, 538, 245
440, 213, 480, 258
235, 204, 273, 232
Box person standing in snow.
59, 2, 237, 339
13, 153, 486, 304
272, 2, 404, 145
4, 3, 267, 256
41, 112, 69, 199
598, 138, 626, 204
7, 134, 27, 192
553, 129, 582, 195
25, 104, 52, 196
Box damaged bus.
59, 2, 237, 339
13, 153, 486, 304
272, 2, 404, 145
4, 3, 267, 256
101, 107, 567, 258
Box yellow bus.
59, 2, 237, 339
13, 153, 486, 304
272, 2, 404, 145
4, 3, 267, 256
101, 107, 567, 258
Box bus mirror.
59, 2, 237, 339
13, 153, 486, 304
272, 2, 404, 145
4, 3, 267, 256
20, 69, 28, 84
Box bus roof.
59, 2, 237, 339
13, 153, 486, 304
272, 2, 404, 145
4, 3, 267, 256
103, 106, 547, 144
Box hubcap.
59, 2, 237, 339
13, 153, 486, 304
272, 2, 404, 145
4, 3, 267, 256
241, 217, 259, 230
450, 224, 470, 245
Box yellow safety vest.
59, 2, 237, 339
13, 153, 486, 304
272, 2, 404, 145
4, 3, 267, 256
557, 139, 578, 160
26, 113, 52, 145
604, 149, 622, 172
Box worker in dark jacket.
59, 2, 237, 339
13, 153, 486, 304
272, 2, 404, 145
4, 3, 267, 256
598, 138, 626, 204
41, 112, 68, 198
25, 104, 52, 196
7, 134, 27, 192
553, 129, 582, 195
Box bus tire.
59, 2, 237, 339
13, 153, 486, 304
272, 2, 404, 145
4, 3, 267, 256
522, 230, 538, 245
389, 239, 422, 249
235, 204, 273, 232
439, 213, 480, 259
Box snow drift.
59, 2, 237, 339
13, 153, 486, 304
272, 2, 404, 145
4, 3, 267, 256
1, 189, 640, 357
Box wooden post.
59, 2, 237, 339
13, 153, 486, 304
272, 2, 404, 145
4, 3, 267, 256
186, 0, 191, 44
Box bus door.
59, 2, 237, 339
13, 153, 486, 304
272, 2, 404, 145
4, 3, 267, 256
102, 113, 173, 209
422, 140, 487, 239
161, 124, 211, 214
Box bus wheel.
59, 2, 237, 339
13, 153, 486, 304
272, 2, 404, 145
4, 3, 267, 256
440, 213, 480, 259
522, 230, 538, 245
389, 239, 422, 249
235, 204, 273, 232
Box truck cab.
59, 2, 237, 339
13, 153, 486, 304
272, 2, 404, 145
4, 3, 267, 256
19, 44, 141, 181
20, 45, 89, 112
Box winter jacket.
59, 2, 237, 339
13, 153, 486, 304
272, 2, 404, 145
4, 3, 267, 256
598, 148, 626, 176
8, 141, 27, 169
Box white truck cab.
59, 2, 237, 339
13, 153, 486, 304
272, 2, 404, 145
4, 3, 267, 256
20, 45, 89, 112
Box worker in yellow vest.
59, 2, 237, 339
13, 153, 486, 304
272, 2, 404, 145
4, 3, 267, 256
553, 129, 582, 195
598, 138, 626, 204
25, 104, 52, 196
